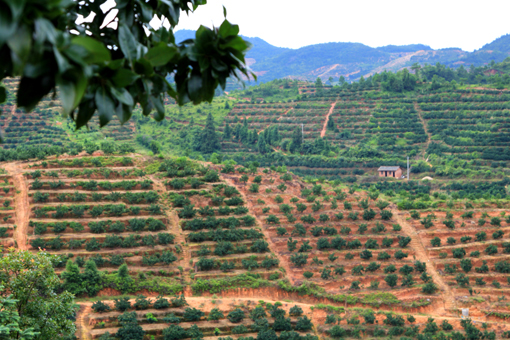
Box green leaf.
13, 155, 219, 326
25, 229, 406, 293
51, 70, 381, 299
57, 77, 76, 115
118, 25, 138, 64
18, 75, 54, 112
71, 36, 111, 64
0, 0, 26, 46
188, 75, 203, 103
57, 69, 87, 115
106, 59, 124, 70
95, 88, 115, 127
110, 87, 134, 106
75, 97, 96, 130
115, 102, 132, 125
0, 11, 16, 47
218, 20, 239, 38
0, 87, 6, 104
221, 36, 250, 52
34, 18, 57, 45
6, 23, 31, 64
150, 95, 165, 121
111, 68, 139, 87
4, 0, 25, 20
134, 58, 154, 76
53, 47, 71, 73
136, 0, 153, 22
145, 43, 177, 67
161, 0, 180, 26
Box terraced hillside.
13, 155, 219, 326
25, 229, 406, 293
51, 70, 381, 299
220, 84, 510, 183
22, 156, 181, 280
408, 203, 510, 323
1, 154, 509, 340
219, 165, 443, 310
83, 296, 318, 340
0, 78, 138, 149
0, 169, 16, 249
160, 158, 283, 281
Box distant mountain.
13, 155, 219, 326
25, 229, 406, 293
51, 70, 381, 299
174, 29, 510, 82
174, 30, 289, 64
478, 34, 510, 53
376, 44, 432, 53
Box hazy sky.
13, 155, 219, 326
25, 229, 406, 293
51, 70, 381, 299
171, 0, 510, 51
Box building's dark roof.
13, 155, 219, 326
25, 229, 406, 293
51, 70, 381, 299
378, 166, 401, 171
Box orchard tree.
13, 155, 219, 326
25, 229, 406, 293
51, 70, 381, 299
0, 0, 253, 130
385, 274, 398, 288
208, 308, 224, 322
0, 289, 38, 339
0, 250, 76, 339
116, 312, 145, 340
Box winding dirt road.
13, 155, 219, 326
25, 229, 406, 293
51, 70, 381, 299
4, 162, 30, 250
393, 210, 457, 315
320, 102, 337, 138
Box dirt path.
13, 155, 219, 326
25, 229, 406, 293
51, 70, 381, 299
414, 102, 432, 161
148, 174, 190, 277
3, 163, 30, 250
277, 108, 293, 121
320, 102, 337, 138
221, 174, 296, 287
363, 50, 428, 78
76, 304, 93, 340
393, 210, 457, 316
317, 64, 341, 79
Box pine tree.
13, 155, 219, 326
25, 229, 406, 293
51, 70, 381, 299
272, 127, 279, 144
234, 124, 242, 140
249, 129, 258, 145
263, 128, 271, 145
224, 122, 232, 140
199, 112, 221, 153
240, 127, 249, 142
289, 126, 302, 153
258, 134, 270, 154
327, 117, 335, 131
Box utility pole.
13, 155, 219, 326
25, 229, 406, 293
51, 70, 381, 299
407, 156, 410, 181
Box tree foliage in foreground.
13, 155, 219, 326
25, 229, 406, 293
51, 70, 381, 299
0, 0, 253, 130
0, 250, 76, 340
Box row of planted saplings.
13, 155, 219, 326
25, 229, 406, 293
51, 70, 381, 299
31, 190, 159, 204
25, 167, 143, 181
28, 156, 133, 169
269, 221, 399, 238
194, 254, 279, 273
29, 179, 153, 191
52, 248, 180, 272
90, 296, 315, 339
29, 232, 175, 251
31, 203, 162, 219
30, 217, 168, 235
